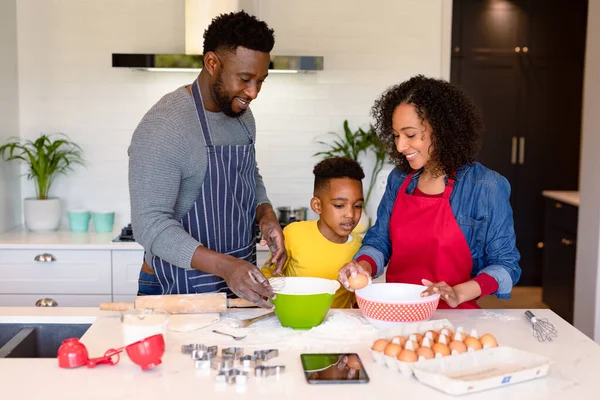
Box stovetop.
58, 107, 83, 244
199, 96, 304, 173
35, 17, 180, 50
112, 222, 294, 243
112, 223, 135, 242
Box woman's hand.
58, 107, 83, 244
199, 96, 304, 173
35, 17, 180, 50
420, 279, 461, 308
338, 261, 372, 292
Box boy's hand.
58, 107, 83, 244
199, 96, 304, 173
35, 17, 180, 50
338, 260, 372, 292
420, 279, 481, 308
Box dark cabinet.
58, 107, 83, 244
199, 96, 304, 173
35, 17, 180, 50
450, 0, 587, 286
542, 198, 577, 323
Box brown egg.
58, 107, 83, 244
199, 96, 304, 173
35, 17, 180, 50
464, 336, 483, 351
348, 274, 370, 290
480, 333, 499, 348
346, 354, 361, 370
449, 340, 467, 354
410, 333, 424, 346
397, 349, 418, 363
384, 343, 403, 357
416, 346, 435, 360
432, 342, 451, 357
372, 339, 389, 352
391, 335, 406, 347
439, 328, 453, 338
425, 330, 439, 342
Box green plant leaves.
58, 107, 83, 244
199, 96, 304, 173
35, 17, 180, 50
314, 120, 387, 206
0, 133, 84, 200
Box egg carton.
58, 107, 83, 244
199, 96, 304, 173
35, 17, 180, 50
411, 347, 552, 395
371, 319, 452, 376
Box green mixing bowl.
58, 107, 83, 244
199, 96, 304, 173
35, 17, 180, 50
271, 277, 340, 330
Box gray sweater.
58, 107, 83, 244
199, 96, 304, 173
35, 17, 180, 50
128, 85, 270, 269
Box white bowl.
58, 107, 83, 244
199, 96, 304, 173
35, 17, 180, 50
355, 283, 440, 329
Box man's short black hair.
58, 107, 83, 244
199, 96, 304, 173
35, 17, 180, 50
313, 157, 365, 194
203, 10, 275, 55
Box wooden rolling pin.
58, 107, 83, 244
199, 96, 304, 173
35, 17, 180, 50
99, 293, 256, 314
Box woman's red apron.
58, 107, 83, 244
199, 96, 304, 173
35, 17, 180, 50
386, 172, 479, 309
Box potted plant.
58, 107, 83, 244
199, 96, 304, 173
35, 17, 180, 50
314, 120, 388, 231
0, 133, 84, 231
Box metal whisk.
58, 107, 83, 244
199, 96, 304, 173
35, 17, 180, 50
525, 310, 558, 342
268, 273, 286, 293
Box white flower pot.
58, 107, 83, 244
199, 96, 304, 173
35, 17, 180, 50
24, 198, 62, 231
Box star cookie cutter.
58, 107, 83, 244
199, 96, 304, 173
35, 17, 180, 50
216, 369, 249, 385
254, 349, 279, 361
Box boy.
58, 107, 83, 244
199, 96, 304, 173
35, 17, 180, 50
263, 157, 365, 308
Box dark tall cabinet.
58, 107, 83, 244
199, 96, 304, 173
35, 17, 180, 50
450, 0, 588, 286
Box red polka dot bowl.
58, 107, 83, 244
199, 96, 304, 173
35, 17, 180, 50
355, 283, 440, 329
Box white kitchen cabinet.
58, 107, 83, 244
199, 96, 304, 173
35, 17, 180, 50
0, 249, 111, 295
111, 250, 144, 297
0, 294, 111, 307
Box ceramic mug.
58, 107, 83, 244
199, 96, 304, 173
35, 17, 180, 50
68, 209, 91, 232
92, 212, 115, 233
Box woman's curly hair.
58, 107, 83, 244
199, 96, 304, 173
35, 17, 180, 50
203, 11, 275, 55
371, 75, 483, 176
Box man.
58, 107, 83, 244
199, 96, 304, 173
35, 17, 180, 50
128, 11, 285, 308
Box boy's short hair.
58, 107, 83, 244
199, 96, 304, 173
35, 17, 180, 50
313, 157, 365, 194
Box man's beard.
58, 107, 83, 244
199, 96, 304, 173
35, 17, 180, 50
212, 72, 246, 118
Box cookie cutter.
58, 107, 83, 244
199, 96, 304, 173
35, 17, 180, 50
181, 344, 205, 354
194, 351, 217, 370
254, 349, 279, 361
191, 345, 218, 360
222, 347, 244, 359
255, 365, 286, 377
211, 354, 234, 371
216, 369, 249, 385
238, 354, 263, 370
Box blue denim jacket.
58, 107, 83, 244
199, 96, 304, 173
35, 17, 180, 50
355, 162, 521, 299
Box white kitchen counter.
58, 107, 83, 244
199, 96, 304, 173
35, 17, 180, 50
542, 191, 580, 207
1, 307, 599, 399
0, 227, 270, 251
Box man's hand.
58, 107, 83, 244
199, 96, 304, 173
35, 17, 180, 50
256, 204, 286, 274
338, 260, 372, 292
222, 258, 275, 309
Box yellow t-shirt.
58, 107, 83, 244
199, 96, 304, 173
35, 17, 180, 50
262, 220, 362, 309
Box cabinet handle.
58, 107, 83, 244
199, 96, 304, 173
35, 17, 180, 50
560, 238, 574, 246
555, 202, 563, 209
518, 137, 525, 164
35, 298, 58, 307
34, 253, 56, 262
522, 46, 529, 53
511, 137, 517, 164
515, 46, 521, 53
537, 242, 544, 249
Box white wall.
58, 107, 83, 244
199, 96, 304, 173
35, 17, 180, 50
0, 0, 22, 233
575, 0, 600, 342
14, 0, 451, 227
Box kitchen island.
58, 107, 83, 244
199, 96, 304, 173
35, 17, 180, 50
1, 307, 599, 399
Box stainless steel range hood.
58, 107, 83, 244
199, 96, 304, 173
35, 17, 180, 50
112, 0, 323, 73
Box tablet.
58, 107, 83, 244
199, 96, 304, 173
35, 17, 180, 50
300, 353, 370, 384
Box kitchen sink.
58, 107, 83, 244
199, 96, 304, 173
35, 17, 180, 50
0, 323, 91, 358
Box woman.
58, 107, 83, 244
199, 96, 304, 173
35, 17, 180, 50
338, 75, 521, 309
